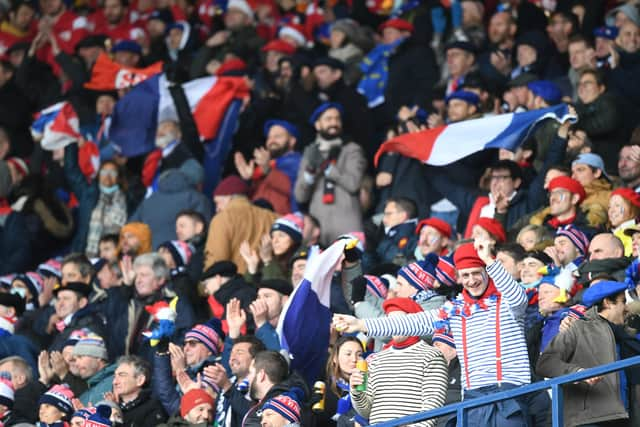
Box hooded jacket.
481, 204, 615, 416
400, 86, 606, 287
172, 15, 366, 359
129, 169, 213, 248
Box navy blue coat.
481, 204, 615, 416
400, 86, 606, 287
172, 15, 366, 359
100, 285, 196, 361
129, 169, 213, 249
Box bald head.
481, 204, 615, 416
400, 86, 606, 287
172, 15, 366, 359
588, 233, 624, 261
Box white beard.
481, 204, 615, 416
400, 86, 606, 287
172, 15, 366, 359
155, 133, 175, 148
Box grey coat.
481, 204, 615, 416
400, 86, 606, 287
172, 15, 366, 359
294, 141, 366, 246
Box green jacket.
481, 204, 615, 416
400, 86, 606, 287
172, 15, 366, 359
79, 363, 116, 405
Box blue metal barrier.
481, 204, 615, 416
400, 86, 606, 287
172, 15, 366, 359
373, 355, 640, 427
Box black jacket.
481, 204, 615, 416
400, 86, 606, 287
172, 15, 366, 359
382, 38, 439, 127
242, 372, 313, 427
121, 389, 167, 427
32, 304, 107, 354
7, 380, 46, 425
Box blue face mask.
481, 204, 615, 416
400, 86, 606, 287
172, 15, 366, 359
99, 184, 119, 195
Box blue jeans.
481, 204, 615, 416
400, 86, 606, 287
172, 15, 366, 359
446, 384, 529, 427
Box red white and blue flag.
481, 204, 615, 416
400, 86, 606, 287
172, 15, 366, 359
31, 102, 82, 150
84, 53, 163, 91
110, 74, 250, 157
277, 240, 347, 385
374, 104, 574, 166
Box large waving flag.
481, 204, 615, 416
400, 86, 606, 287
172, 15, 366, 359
84, 53, 163, 91
374, 104, 574, 166
31, 102, 82, 150
110, 74, 249, 157
277, 240, 347, 385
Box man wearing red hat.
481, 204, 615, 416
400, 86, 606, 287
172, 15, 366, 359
335, 237, 531, 426
204, 175, 279, 274
528, 175, 598, 233
350, 297, 448, 426
414, 217, 452, 260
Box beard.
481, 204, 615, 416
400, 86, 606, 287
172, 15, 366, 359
268, 144, 289, 159
249, 378, 260, 401
318, 127, 341, 140
155, 132, 177, 148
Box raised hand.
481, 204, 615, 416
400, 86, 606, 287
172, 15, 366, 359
39, 276, 57, 308
258, 234, 273, 264
169, 342, 187, 373
203, 363, 232, 392
226, 298, 247, 339
50, 351, 69, 379
239, 241, 259, 274
234, 152, 255, 180
38, 351, 53, 385
253, 147, 271, 171
249, 299, 269, 329
474, 236, 495, 265
120, 255, 135, 286
176, 371, 202, 394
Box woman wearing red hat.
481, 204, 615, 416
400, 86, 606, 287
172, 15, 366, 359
350, 297, 448, 426
609, 188, 640, 255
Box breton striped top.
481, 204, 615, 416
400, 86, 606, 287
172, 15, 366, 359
350, 340, 449, 427
365, 261, 531, 392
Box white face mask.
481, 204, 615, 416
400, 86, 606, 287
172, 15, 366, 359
155, 132, 176, 148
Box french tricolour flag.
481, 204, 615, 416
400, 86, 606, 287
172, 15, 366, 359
277, 240, 347, 385
31, 102, 82, 151
110, 74, 249, 157
374, 104, 574, 166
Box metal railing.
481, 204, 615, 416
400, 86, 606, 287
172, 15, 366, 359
372, 355, 640, 427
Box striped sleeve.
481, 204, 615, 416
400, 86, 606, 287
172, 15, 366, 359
364, 309, 437, 338
417, 352, 449, 427
486, 260, 527, 310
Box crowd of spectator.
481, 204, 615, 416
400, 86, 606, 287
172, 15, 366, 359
1, 0, 640, 425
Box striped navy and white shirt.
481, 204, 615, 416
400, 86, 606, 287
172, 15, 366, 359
365, 261, 531, 391
351, 340, 448, 427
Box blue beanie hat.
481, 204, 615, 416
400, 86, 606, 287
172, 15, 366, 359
527, 80, 562, 105
264, 120, 299, 139
309, 102, 344, 125
445, 90, 480, 107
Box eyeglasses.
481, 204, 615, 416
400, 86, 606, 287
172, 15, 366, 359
99, 170, 118, 177
183, 340, 201, 348
578, 80, 597, 88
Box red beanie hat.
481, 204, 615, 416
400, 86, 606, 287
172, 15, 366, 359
453, 243, 485, 270
180, 389, 215, 418
261, 39, 297, 55
611, 188, 640, 208
378, 18, 414, 34
474, 218, 506, 243
213, 175, 250, 197
548, 176, 586, 204
415, 218, 452, 238
382, 297, 423, 315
